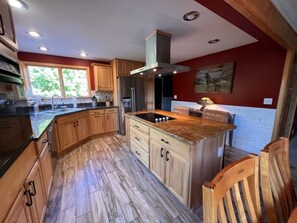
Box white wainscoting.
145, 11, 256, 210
171, 100, 276, 154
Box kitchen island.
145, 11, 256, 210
125, 110, 236, 211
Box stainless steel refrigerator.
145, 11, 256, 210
117, 76, 146, 134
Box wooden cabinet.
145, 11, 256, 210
150, 128, 191, 205
24, 160, 46, 223
130, 119, 150, 168
112, 59, 144, 77
93, 64, 113, 91
89, 109, 105, 135
3, 188, 32, 223
0, 0, 18, 51
105, 108, 119, 133
56, 112, 89, 152
39, 142, 53, 201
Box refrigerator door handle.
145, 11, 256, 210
131, 87, 136, 112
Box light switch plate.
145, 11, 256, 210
173, 95, 177, 99
263, 98, 273, 105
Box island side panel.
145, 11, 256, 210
190, 133, 225, 210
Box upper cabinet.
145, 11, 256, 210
0, 0, 18, 51
112, 59, 144, 77
93, 63, 113, 91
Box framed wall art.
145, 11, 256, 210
194, 62, 235, 93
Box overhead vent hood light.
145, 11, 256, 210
130, 30, 190, 76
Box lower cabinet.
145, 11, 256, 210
150, 139, 190, 205
76, 115, 90, 141
3, 188, 33, 223
105, 108, 119, 133
89, 109, 105, 135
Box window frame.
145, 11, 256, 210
20, 61, 91, 98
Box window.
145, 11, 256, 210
25, 64, 90, 98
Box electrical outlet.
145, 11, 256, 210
173, 95, 177, 99
263, 98, 273, 105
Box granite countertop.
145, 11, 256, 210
30, 105, 118, 139
125, 110, 236, 145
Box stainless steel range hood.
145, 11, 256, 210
130, 30, 190, 76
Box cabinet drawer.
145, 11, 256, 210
130, 127, 149, 153
89, 109, 105, 115
130, 119, 149, 135
150, 128, 191, 160
131, 140, 149, 168
35, 131, 48, 155
105, 108, 117, 114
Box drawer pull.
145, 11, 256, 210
161, 139, 169, 144
24, 189, 33, 206
76, 120, 79, 126
134, 125, 140, 128
29, 181, 36, 196
166, 151, 169, 161
135, 151, 140, 155
134, 136, 140, 141
160, 148, 164, 157
73, 122, 76, 127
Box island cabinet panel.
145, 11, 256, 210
0, 142, 36, 222
150, 140, 166, 183
3, 188, 33, 223
131, 140, 149, 168
105, 108, 119, 133
89, 110, 105, 135
130, 127, 149, 152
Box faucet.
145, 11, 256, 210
51, 94, 62, 110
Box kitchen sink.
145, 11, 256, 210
38, 107, 83, 115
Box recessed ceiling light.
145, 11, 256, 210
153, 68, 157, 72
140, 72, 143, 75
80, 52, 87, 57
183, 11, 199, 21
39, 46, 48, 51
158, 74, 162, 77
28, 31, 41, 38
8, 0, 28, 9
208, 39, 220, 44
173, 71, 177, 74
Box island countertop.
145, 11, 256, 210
125, 110, 236, 145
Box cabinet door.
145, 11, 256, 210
39, 143, 53, 201
57, 121, 77, 151
90, 114, 105, 134
76, 116, 90, 141
105, 113, 118, 133
3, 188, 32, 223
165, 150, 190, 205
149, 140, 166, 183
0, 0, 18, 50
94, 65, 113, 91
25, 160, 46, 223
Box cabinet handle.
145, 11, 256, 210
42, 138, 48, 144
134, 125, 139, 128
161, 139, 169, 144
166, 151, 169, 161
134, 136, 140, 141
24, 189, 33, 206
48, 142, 53, 152
29, 181, 36, 196
0, 15, 4, 35
76, 120, 79, 126
160, 148, 164, 157
73, 122, 76, 127
135, 151, 140, 155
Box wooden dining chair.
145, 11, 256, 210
203, 154, 262, 223
173, 105, 190, 115
260, 137, 297, 223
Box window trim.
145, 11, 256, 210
20, 61, 91, 98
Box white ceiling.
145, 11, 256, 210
11, 0, 257, 63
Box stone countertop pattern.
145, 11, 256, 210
125, 110, 236, 145
30, 105, 118, 139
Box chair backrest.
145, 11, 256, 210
173, 105, 189, 115
202, 109, 230, 124
203, 154, 262, 223
260, 137, 297, 223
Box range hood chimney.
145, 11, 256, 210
130, 30, 190, 76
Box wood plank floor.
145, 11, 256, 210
44, 134, 201, 223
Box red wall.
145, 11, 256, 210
17, 52, 108, 90
173, 42, 286, 108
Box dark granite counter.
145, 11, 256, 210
125, 110, 236, 145
30, 105, 118, 139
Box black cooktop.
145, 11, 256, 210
135, 112, 175, 123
